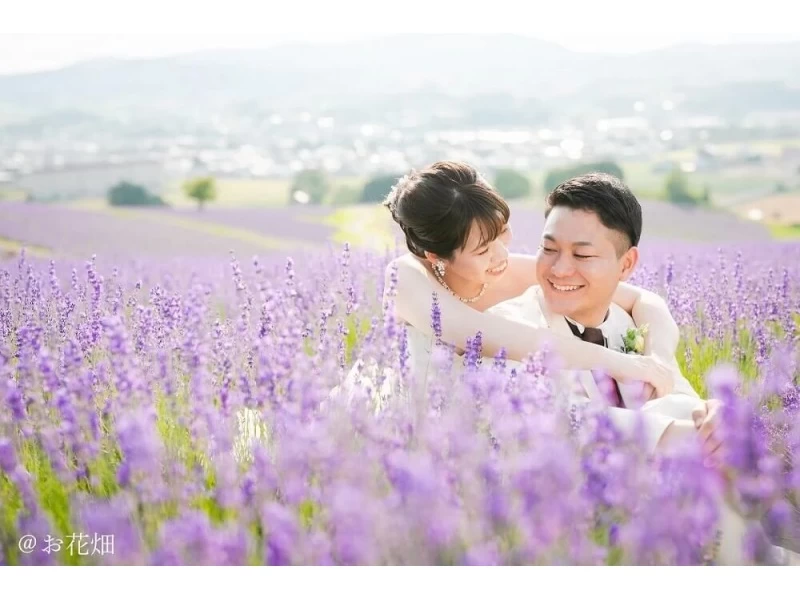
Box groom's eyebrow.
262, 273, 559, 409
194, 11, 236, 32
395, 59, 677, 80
542, 234, 593, 247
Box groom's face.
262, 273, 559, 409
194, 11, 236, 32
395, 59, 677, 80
536, 206, 638, 326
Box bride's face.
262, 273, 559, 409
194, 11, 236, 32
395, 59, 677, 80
445, 219, 512, 285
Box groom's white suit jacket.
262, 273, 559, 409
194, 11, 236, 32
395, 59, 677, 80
488, 286, 705, 453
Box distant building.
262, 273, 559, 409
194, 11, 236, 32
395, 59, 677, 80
696, 147, 720, 171
15, 160, 167, 202
781, 147, 800, 168
742, 110, 800, 129
736, 193, 800, 226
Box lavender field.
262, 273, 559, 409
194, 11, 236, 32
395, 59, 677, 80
0, 203, 329, 259
0, 198, 774, 263
0, 227, 799, 566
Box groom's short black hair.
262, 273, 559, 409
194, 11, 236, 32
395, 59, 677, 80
545, 172, 642, 253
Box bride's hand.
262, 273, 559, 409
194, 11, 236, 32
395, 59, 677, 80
615, 354, 674, 398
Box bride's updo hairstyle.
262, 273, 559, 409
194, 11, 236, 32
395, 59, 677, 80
383, 161, 510, 260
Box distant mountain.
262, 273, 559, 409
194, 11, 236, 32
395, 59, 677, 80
1, 34, 799, 118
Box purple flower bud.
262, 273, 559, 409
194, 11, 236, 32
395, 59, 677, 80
0, 438, 17, 472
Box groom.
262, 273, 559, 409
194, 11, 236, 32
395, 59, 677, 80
490, 172, 800, 565
492, 172, 720, 457
534, 173, 722, 453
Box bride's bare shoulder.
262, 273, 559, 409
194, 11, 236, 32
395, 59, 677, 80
387, 254, 433, 288
389, 253, 426, 273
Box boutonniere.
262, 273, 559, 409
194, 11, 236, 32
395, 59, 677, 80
621, 323, 649, 355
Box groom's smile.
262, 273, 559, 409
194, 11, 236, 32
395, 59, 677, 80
548, 281, 586, 293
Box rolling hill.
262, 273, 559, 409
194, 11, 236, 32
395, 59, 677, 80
1, 35, 799, 120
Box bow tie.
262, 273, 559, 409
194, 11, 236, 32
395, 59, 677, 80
565, 320, 607, 348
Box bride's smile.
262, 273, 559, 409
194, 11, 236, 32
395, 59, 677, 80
487, 260, 508, 276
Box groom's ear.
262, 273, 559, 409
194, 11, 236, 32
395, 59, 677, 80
619, 246, 639, 281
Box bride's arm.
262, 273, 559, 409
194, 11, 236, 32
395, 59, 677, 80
610, 282, 680, 363
387, 258, 673, 395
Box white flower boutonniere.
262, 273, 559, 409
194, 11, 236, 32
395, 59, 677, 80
621, 323, 649, 355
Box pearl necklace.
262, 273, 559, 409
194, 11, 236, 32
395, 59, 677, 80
433, 270, 488, 304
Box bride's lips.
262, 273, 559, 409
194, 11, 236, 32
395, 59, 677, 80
548, 279, 586, 293
487, 260, 508, 276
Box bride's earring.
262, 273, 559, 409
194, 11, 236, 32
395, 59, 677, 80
433, 260, 446, 278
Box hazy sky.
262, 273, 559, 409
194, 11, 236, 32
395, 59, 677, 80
2, 0, 798, 75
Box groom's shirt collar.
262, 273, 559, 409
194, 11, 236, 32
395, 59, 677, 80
564, 309, 611, 336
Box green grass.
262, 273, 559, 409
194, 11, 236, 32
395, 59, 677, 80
0, 187, 28, 202
0, 236, 52, 259
324, 204, 397, 251
162, 178, 292, 208
676, 317, 797, 399
769, 223, 800, 240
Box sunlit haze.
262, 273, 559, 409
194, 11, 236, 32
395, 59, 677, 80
2, 0, 798, 74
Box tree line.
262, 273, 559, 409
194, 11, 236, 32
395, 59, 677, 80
107, 163, 710, 210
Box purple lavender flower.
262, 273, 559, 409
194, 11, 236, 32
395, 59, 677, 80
430, 292, 442, 343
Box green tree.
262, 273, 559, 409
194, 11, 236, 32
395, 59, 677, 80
664, 167, 707, 205
330, 185, 360, 205
543, 161, 625, 193
360, 173, 403, 204
107, 181, 165, 207
493, 168, 531, 200
183, 176, 217, 211
289, 169, 329, 205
